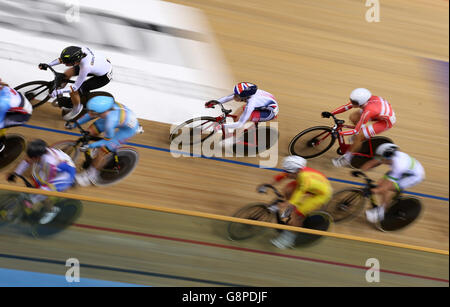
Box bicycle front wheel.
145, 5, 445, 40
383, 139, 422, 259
227, 204, 277, 241
288, 126, 336, 158
324, 188, 367, 222
169, 117, 218, 146
15, 81, 51, 109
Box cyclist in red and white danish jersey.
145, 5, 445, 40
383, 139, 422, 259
324, 88, 396, 167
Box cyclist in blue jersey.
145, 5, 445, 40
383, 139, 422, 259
66, 95, 142, 186
0, 78, 33, 152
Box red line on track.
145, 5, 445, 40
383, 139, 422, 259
73, 223, 449, 284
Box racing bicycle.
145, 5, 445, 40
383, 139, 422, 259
51, 122, 139, 186
288, 112, 393, 169
0, 174, 82, 237
324, 171, 422, 231
227, 184, 333, 246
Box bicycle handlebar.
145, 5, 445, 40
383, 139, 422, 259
322, 111, 345, 126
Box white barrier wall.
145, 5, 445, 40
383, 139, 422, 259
0, 0, 237, 124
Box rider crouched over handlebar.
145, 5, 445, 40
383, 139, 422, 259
7, 139, 76, 224
66, 95, 141, 186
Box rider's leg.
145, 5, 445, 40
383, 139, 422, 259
365, 178, 396, 223
282, 181, 297, 200
349, 110, 362, 125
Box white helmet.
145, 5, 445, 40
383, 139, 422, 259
376, 143, 399, 159
350, 88, 372, 106
282, 156, 307, 173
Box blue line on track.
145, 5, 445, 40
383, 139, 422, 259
0, 253, 248, 287
22, 124, 449, 202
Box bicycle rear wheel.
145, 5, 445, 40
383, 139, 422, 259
15, 81, 51, 109
95, 147, 139, 186
288, 126, 336, 158
227, 204, 277, 241
169, 117, 218, 146
324, 188, 367, 222
0, 135, 26, 170
378, 197, 422, 231
350, 136, 393, 169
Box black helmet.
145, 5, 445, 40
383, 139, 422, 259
60, 46, 83, 64
27, 139, 48, 158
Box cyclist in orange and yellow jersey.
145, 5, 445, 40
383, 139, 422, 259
259, 156, 333, 249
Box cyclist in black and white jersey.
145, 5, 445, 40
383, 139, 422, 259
360, 143, 425, 223
39, 46, 113, 121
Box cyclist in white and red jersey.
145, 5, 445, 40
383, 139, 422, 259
322, 88, 396, 167
205, 82, 279, 138
39, 46, 113, 121
0, 78, 33, 152
6, 139, 76, 224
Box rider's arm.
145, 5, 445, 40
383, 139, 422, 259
216, 94, 235, 104
88, 114, 116, 149
222, 100, 256, 130
331, 102, 353, 115
48, 58, 61, 67
360, 158, 382, 171
13, 160, 30, 176
60, 63, 89, 94
339, 108, 373, 136
76, 113, 93, 125
56, 161, 76, 178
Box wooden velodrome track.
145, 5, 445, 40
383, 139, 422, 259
0, 0, 448, 286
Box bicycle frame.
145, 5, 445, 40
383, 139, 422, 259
326, 113, 377, 159
211, 104, 263, 147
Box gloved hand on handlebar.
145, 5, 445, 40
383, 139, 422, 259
257, 184, 268, 194
321, 111, 332, 118
6, 172, 17, 183
38, 63, 49, 70
205, 100, 218, 108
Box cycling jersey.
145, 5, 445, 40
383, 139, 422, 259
383, 151, 425, 191
217, 90, 279, 130
49, 47, 113, 94
332, 96, 396, 138
14, 148, 76, 192
77, 101, 139, 151
0, 86, 32, 128
274, 167, 333, 216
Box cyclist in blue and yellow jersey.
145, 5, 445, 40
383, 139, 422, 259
66, 95, 141, 186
